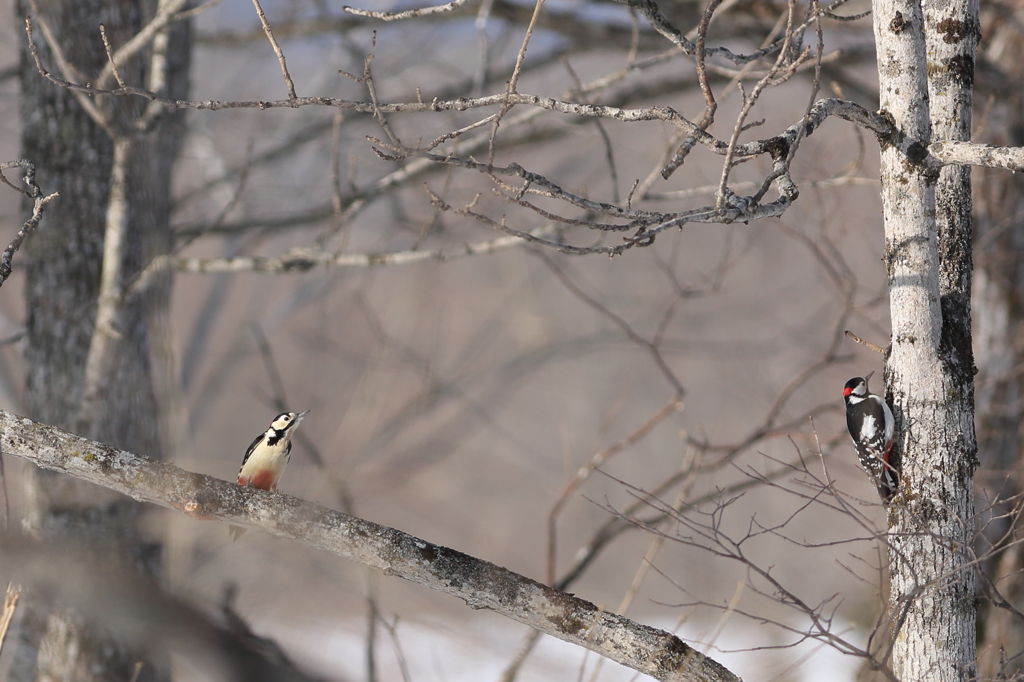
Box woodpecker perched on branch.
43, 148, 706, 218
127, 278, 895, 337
230, 410, 309, 540
843, 373, 898, 502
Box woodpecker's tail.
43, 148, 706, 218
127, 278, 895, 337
229, 525, 247, 541
877, 458, 899, 503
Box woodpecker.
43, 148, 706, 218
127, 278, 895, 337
843, 373, 898, 502
230, 410, 309, 540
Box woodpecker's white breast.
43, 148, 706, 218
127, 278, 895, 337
237, 429, 291, 490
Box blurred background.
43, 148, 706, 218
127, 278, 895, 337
0, 0, 1020, 680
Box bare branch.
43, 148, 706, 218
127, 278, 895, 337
98, 24, 127, 88
0, 159, 59, 288
613, 0, 780, 64
547, 395, 683, 583
0, 583, 19, 657
95, 0, 193, 90
845, 330, 887, 355
250, 0, 297, 99
473, 0, 496, 93
128, 226, 557, 288
342, 0, 473, 21
26, 9, 124, 135
928, 140, 1024, 172
78, 138, 134, 434
489, 0, 545, 162
0, 410, 741, 682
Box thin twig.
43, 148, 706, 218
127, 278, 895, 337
489, 0, 545, 163
365, 573, 379, 682
546, 395, 682, 584
845, 330, 887, 355
95, 0, 194, 89
24, 12, 113, 135
0, 583, 20, 657
98, 24, 127, 88
715, 0, 804, 211
328, 110, 349, 252
561, 55, 620, 203
359, 34, 399, 146
473, 0, 496, 94
378, 616, 413, 682
0, 439, 7, 531
661, 0, 720, 180
250, 0, 297, 99
0, 160, 59, 288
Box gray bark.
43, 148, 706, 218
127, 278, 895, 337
873, 0, 978, 680
12, 0, 190, 679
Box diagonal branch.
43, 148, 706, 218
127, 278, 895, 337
77, 137, 134, 435
250, 0, 297, 99
95, 0, 193, 90
0, 160, 59, 288
0, 410, 740, 682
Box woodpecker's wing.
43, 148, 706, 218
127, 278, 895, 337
875, 396, 895, 446
240, 432, 266, 469
849, 398, 887, 444
859, 395, 894, 453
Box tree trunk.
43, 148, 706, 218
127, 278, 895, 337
12, 0, 190, 679
873, 0, 979, 679
973, 0, 1024, 677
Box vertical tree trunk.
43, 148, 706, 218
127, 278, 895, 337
12, 0, 190, 679
973, 0, 1024, 676
873, 0, 978, 680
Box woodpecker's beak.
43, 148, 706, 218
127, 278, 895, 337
864, 370, 874, 384
296, 409, 310, 422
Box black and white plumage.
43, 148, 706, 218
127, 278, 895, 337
843, 373, 898, 501
230, 410, 309, 540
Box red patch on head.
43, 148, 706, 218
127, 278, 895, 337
843, 387, 853, 397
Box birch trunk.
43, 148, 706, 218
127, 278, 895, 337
873, 0, 979, 679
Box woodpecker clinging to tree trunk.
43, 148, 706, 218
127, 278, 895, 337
843, 372, 898, 502
230, 410, 310, 540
